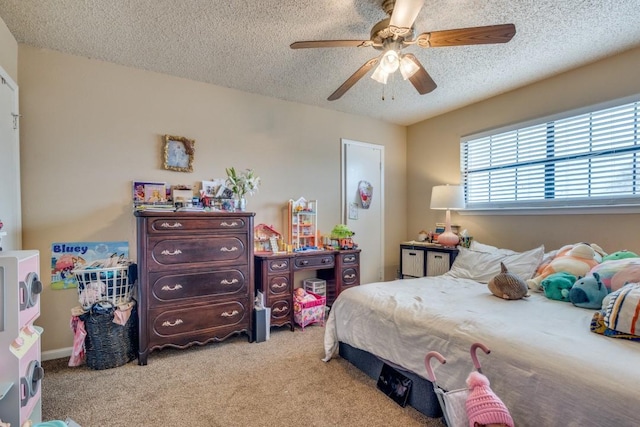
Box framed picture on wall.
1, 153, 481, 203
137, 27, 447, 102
163, 135, 195, 172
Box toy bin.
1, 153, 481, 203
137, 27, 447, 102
294, 291, 326, 330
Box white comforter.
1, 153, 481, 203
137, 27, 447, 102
324, 276, 640, 427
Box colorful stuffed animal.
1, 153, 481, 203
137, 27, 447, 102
601, 250, 639, 262
527, 243, 601, 291
488, 262, 529, 300
540, 272, 577, 302
569, 272, 608, 309
588, 258, 640, 292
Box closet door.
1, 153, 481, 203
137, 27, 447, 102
0, 67, 21, 251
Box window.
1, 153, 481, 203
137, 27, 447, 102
461, 97, 640, 211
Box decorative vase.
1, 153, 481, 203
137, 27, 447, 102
234, 197, 246, 212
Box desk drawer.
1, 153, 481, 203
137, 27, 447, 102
294, 254, 334, 270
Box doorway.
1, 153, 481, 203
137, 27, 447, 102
341, 139, 384, 284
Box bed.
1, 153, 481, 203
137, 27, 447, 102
323, 244, 640, 427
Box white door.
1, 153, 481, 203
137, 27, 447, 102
0, 68, 21, 251
342, 139, 384, 284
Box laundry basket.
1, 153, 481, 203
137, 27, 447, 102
74, 264, 136, 309
83, 302, 138, 370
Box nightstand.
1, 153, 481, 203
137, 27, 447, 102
400, 242, 459, 278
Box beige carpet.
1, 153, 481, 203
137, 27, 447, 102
42, 324, 446, 427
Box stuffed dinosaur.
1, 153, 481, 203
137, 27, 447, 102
540, 271, 577, 302
602, 250, 639, 262
488, 262, 529, 300
527, 243, 601, 291
569, 272, 608, 309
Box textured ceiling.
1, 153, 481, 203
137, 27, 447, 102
1, 0, 639, 126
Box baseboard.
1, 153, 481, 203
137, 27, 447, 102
42, 346, 72, 361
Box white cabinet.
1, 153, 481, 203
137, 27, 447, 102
0, 250, 43, 427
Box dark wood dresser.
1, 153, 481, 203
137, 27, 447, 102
135, 211, 254, 365
254, 249, 360, 331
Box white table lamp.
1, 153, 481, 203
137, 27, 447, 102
430, 185, 465, 247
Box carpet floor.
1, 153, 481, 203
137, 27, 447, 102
42, 324, 445, 427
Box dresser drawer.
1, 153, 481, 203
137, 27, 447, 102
267, 275, 291, 296
148, 236, 248, 270
148, 267, 249, 306
147, 216, 248, 234
294, 254, 334, 270
148, 299, 249, 337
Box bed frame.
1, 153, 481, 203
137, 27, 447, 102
339, 342, 441, 418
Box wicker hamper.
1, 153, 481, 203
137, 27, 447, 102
83, 302, 138, 370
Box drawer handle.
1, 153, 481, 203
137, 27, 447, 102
344, 256, 355, 262
300, 260, 309, 265
160, 222, 183, 228
221, 278, 239, 285
161, 284, 183, 291
273, 306, 287, 314
221, 221, 239, 227
344, 274, 356, 279
221, 310, 239, 317
161, 249, 183, 256
272, 262, 287, 269
162, 319, 183, 327
273, 282, 287, 289
220, 246, 239, 252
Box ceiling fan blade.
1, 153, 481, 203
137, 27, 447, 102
328, 57, 380, 101
403, 54, 437, 94
416, 23, 516, 48
389, 0, 424, 31
290, 40, 372, 49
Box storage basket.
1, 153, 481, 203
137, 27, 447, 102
294, 291, 326, 330
74, 264, 136, 309
83, 302, 138, 370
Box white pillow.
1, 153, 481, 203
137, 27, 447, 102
469, 240, 518, 256
445, 245, 545, 283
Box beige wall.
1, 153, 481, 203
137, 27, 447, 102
408, 46, 640, 253
18, 45, 407, 353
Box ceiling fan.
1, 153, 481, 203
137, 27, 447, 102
290, 0, 516, 101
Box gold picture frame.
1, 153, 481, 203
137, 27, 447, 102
163, 135, 195, 172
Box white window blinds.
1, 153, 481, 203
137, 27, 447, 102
461, 98, 640, 210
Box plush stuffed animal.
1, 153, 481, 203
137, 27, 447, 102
488, 262, 529, 300
527, 243, 601, 291
602, 250, 639, 262
540, 272, 577, 302
569, 272, 608, 309
588, 258, 640, 292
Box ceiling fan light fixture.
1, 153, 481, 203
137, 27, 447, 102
379, 49, 400, 73
371, 64, 389, 84
399, 55, 420, 80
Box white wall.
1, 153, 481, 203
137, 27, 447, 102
18, 45, 407, 352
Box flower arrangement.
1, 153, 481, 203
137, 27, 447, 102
225, 167, 261, 199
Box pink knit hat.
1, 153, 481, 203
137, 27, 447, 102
465, 371, 514, 427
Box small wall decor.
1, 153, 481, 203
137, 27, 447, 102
358, 180, 373, 209
163, 135, 195, 172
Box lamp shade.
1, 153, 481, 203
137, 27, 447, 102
430, 185, 465, 210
